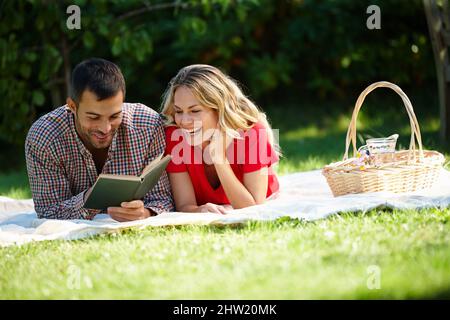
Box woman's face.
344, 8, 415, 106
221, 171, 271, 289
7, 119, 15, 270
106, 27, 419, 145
173, 86, 218, 146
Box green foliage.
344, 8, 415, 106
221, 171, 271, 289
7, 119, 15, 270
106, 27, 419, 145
0, 0, 435, 149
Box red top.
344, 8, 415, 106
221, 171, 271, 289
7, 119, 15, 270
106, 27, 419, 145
164, 122, 280, 206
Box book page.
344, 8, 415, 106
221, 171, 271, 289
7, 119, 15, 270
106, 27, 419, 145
141, 153, 164, 177
134, 154, 172, 199
98, 173, 141, 181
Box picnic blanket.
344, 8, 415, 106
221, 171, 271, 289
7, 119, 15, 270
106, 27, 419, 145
1, 169, 450, 247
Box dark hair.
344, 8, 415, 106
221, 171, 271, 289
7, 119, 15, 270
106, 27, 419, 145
70, 58, 126, 103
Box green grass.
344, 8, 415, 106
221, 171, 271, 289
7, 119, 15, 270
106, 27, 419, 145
1, 98, 450, 299
1, 209, 450, 299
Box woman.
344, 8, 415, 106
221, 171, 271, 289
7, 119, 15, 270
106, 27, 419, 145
161, 64, 280, 214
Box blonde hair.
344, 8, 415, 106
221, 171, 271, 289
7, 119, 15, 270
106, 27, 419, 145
161, 64, 281, 156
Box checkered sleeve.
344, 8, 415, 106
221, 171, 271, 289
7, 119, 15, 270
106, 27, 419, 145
142, 116, 175, 214
25, 138, 92, 220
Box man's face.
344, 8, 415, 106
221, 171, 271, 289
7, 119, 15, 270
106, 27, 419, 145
67, 90, 123, 151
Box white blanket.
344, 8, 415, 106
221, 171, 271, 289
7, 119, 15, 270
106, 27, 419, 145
1, 169, 450, 247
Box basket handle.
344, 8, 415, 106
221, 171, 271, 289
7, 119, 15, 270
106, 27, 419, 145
343, 81, 424, 161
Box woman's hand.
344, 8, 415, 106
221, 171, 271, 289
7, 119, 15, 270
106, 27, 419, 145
198, 202, 231, 214
206, 127, 233, 164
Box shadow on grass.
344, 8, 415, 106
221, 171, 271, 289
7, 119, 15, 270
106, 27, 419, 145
422, 288, 450, 299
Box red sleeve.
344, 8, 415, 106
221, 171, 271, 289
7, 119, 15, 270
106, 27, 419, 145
164, 126, 188, 173
239, 122, 279, 174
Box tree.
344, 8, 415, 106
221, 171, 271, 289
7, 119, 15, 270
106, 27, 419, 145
0, 0, 256, 146
0, 0, 436, 149
424, 0, 450, 144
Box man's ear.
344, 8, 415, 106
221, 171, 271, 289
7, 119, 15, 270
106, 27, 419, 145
66, 97, 77, 114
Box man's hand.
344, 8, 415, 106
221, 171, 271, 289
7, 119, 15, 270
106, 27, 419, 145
107, 200, 151, 222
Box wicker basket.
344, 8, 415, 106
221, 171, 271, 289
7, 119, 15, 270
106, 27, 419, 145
322, 81, 445, 197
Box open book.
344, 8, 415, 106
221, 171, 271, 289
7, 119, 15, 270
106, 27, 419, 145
83, 154, 172, 210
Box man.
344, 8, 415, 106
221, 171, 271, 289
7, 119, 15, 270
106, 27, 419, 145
25, 58, 174, 220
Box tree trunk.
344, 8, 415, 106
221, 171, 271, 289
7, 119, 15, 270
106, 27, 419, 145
424, 0, 450, 145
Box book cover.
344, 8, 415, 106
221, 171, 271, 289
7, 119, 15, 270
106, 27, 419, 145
83, 154, 172, 210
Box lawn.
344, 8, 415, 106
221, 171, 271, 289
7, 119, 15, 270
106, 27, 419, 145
1, 95, 450, 299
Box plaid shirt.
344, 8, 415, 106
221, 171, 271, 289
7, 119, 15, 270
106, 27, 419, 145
25, 103, 174, 220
